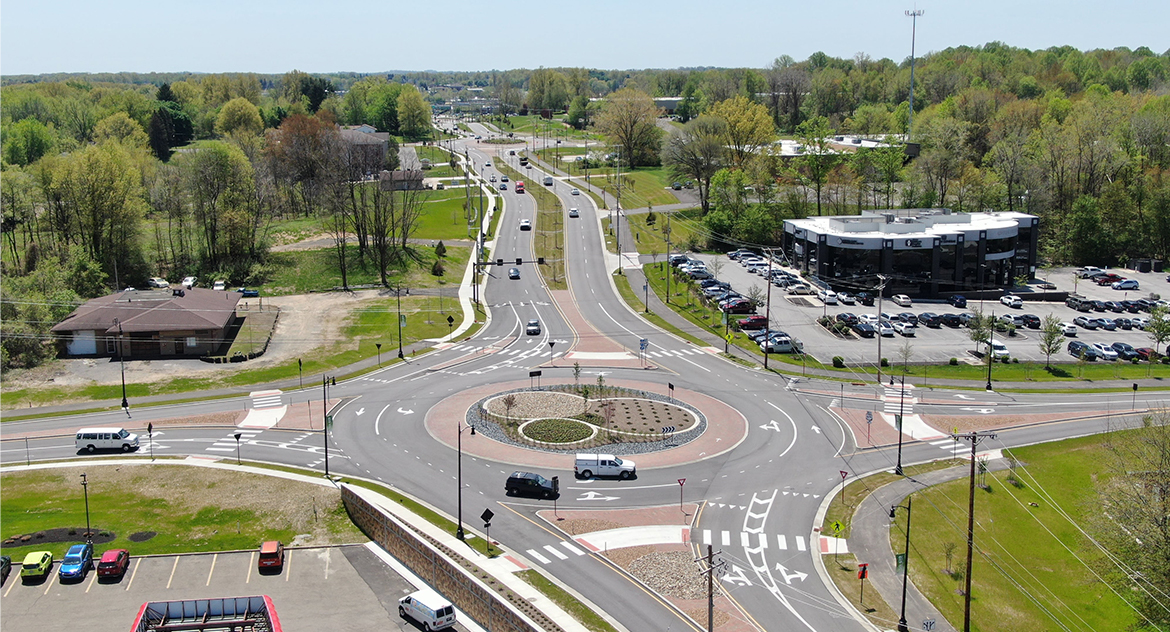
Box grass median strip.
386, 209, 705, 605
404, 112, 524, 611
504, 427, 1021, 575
517, 569, 619, 632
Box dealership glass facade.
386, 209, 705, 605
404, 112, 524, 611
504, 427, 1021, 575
782, 210, 1039, 298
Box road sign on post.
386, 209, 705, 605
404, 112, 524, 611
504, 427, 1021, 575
678, 478, 686, 510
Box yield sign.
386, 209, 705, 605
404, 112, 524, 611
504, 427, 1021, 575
678, 478, 686, 486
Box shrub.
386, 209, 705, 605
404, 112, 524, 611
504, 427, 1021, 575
832, 356, 845, 368
434, 241, 447, 258
1012, 357, 1020, 363
431, 260, 446, 276
880, 358, 889, 367
1001, 356, 1011, 363
949, 357, 959, 365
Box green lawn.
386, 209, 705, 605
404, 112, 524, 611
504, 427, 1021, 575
903, 434, 1138, 631
263, 244, 468, 295
415, 188, 484, 241
623, 207, 705, 256
555, 166, 679, 209
0, 465, 363, 559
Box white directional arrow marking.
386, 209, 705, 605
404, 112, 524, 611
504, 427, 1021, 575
959, 407, 995, 414
759, 420, 783, 432
398, 408, 415, 415
954, 394, 972, 399
774, 563, 808, 584
577, 491, 620, 501
721, 565, 753, 587
355, 408, 365, 416
811, 426, 821, 434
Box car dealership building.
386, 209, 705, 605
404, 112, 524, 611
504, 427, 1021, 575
782, 209, 1040, 298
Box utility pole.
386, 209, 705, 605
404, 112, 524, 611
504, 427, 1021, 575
905, 9, 924, 141
695, 545, 724, 632
323, 375, 330, 479
764, 248, 774, 369
664, 212, 673, 304
615, 148, 623, 275
956, 430, 997, 632
876, 275, 888, 384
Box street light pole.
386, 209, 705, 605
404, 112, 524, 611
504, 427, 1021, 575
323, 375, 330, 479
895, 373, 906, 475
905, 9, 924, 142
396, 287, 405, 360
114, 318, 129, 413
456, 421, 476, 540
80, 473, 92, 543
890, 496, 914, 632
986, 311, 995, 391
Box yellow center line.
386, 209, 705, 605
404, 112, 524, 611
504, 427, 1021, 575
125, 558, 140, 591
206, 553, 217, 586
165, 557, 179, 589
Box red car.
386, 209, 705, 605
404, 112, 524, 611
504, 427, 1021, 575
1096, 274, 1124, 285
1135, 347, 1157, 361
258, 540, 284, 572
737, 315, 769, 330
97, 549, 129, 579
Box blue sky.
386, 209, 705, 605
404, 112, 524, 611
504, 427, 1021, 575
2, 0, 1167, 75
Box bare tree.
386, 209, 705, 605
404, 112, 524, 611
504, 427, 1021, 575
897, 340, 914, 374
1038, 315, 1065, 369
500, 394, 517, 422
663, 116, 726, 214
776, 68, 811, 133
596, 88, 663, 168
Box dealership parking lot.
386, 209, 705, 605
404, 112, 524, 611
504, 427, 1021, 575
0, 544, 473, 632
690, 254, 1170, 365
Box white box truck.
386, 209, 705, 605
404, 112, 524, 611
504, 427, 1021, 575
575, 453, 636, 480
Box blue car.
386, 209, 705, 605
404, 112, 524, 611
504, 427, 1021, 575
58, 543, 93, 582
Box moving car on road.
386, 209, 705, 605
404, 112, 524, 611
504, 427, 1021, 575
526, 319, 541, 335
505, 471, 558, 498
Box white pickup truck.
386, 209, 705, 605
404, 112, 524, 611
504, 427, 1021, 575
575, 453, 637, 480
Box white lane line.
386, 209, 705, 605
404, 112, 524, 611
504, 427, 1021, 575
766, 402, 799, 458
374, 403, 392, 436
544, 545, 569, 560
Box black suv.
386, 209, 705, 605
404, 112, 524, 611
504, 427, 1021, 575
947, 295, 967, 308
505, 472, 559, 499
940, 313, 962, 328
1020, 314, 1041, 329
854, 292, 875, 306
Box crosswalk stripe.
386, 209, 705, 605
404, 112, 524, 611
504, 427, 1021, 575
721, 531, 731, 546
930, 439, 956, 446
740, 532, 750, 547
778, 535, 787, 550
544, 545, 568, 560
796, 535, 806, 551
758, 533, 768, 549
205, 447, 235, 452
703, 529, 711, 545
560, 541, 586, 556
527, 549, 551, 564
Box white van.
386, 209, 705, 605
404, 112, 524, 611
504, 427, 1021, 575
575, 453, 637, 479
398, 588, 456, 630
75, 427, 139, 453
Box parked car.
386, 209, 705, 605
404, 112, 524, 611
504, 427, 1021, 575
399, 589, 457, 631
1000, 314, 1025, 327
1059, 322, 1078, 336
148, 277, 169, 289
212, 280, 226, 291
947, 294, 968, 308
848, 322, 874, 338
258, 541, 284, 572
727, 248, 756, 260
1132, 317, 1151, 329
526, 319, 541, 335
58, 543, 93, 582
787, 284, 815, 295
0, 555, 9, 582
1113, 279, 1140, 290
234, 287, 259, 297
1135, 347, 1157, 361
505, 471, 558, 498
989, 340, 1010, 359
1136, 299, 1156, 312
959, 312, 979, 327
1097, 318, 1117, 331
835, 313, 859, 326
1020, 314, 1041, 329
1092, 343, 1119, 361
1000, 294, 1023, 308
1068, 340, 1099, 360
1074, 316, 1100, 330
686, 267, 713, 280
1121, 300, 1142, 313
893, 321, 917, 336
1091, 300, 1107, 312
1111, 342, 1139, 360
20, 551, 53, 579
1095, 273, 1124, 285
858, 314, 880, 325
940, 313, 962, 328
738, 315, 769, 330
1077, 266, 1103, 278
181, 276, 198, 289
97, 549, 130, 579
917, 312, 941, 327
837, 292, 855, 305
855, 292, 875, 306
722, 299, 756, 314
891, 294, 912, 307
817, 289, 838, 304
1115, 317, 1134, 330
760, 336, 803, 354
876, 321, 896, 336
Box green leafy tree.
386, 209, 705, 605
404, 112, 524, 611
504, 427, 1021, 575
397, 86, 432, 141
663, 116, 727, 214
215, 97, 264, 137
1147, 306, 1170, 356
94, 112, 148, 148
707, 95, 775, 166
2, 118, 55, 166
1038, 315, 1065, 368
794, 116, 839, 216
596, 88, 663, 168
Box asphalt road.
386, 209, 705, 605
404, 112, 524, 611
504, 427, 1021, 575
3, 127, 1164, 632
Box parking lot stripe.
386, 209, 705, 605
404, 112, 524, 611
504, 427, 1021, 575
286, 549, 292, 581
3, 574, 16, 597
207, 553, 218, 586
86, 571, 98, 593
166, 556, 179, 589
246, 552, 254, 583
43, 576, 53, 595
125, 559, 139, 591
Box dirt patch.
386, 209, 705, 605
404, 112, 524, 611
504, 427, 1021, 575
2, 527, 115, 549
150, 411, 244, 427
602, 544, 655, 568
611, 546, 708, 599
128, 531, 156, 542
